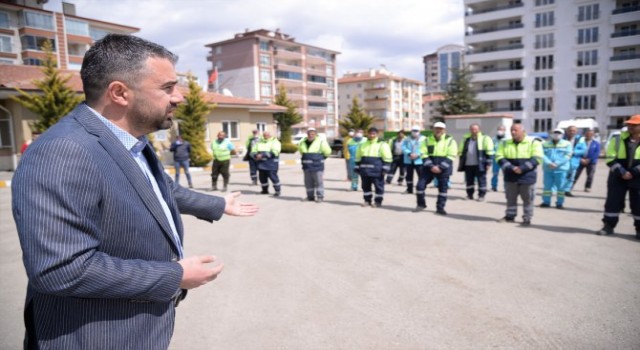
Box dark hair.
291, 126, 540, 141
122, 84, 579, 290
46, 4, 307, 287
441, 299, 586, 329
368, 127, 378, 133
81, 34, 178, 104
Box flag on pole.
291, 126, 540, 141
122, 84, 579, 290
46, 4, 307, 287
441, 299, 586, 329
208, 67, 218, 84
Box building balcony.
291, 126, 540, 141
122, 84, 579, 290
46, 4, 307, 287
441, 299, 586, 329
611, 35, 640, 48
465, 44, 524, 63
608, 101, 640, 107
274, 78, 303, 87
306, 94, 327, 103
610, 75, 640, 84
465, 3, 524, 24
465, 26, 525, 45
608, 105, 640, 116
489, 106, 523, 112
612, 5, 639, 15
274, 48, 302, 59
466, 23, 523, 36
611, 29, 640, 38
305, 67, 326, 76
465, 2, 523, 16
305, 54, 328, 64
275, 63, 302, 73
471, 68, 525, 81
477, 89, 524, 101
610, 53, 640, 62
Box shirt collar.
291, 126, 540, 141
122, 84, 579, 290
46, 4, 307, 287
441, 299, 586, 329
86, 105, 148, 154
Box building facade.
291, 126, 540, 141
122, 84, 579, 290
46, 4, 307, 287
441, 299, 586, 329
205, 29, 340, 138
423, 44, 465, 92
0, 1, 138, 70
338, 68, 424, 132
422, 92, 445, 127
463, 0, 640, 136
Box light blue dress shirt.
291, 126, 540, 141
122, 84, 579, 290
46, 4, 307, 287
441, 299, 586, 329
87, 106, 183, 258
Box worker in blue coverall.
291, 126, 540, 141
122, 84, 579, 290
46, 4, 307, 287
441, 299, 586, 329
347, 129, 365, 191
540, 128, 572, 209
563, 125, 586, 197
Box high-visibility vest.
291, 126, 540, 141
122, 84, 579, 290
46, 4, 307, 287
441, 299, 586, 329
458, 132, 494, 171
607, 131, 640, 187
252, 137, 281, 171
495, 135, 544, 184
355, 138, 392, 177
211, 139, 233, 161
299, 137, 331, 172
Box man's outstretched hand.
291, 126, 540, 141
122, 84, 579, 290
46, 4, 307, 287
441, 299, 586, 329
178, 255, 224, 289
224, 192, 259, 216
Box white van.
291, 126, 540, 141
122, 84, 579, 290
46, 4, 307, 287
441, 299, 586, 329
557, 118, 600, 142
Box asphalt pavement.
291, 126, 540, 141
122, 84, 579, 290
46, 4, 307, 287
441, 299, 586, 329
1, 156, 639, 349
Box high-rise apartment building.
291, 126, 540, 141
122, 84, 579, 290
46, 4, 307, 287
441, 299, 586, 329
0, 0, 138, 70
423, 44, 465, 92
338, 68, 424, 132
205, 29, 340, 138
463, 0, 640, 136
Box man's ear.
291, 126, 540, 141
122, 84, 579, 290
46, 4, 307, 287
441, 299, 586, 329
107, 81, 130, 107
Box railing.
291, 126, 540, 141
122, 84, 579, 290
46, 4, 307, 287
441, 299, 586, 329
490, 106, 523, 112
465, 2, 523, 16
466, 43, 524, 55
466, 23, 524, 36
610, 76, 640, 84
611, 29, 640, 38
612, 5, 639, 14
534, 40, 555, 49
478, 86, 524, 93
608, 101, 640, 107
475, 66, 523, 73
611, 53, 640, 61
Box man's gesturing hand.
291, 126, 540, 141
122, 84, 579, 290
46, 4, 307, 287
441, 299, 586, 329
224, 192, 259, 216
178, 256, 224, 289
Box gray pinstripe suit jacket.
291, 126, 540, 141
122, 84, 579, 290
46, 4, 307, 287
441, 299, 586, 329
12, 103, 226, 349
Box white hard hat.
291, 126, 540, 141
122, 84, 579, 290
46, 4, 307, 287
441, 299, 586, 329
433, 122, 446, 129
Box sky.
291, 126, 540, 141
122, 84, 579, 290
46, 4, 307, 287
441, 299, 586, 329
45, 0, 465, 86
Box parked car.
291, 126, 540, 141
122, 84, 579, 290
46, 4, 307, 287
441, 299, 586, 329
331, 139, 344, 158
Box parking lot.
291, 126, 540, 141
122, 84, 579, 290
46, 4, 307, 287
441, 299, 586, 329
1, 155, 639, 349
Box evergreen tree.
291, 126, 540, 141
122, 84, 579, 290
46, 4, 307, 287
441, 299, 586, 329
12, 39, 83, 132
174, 75, 213, 166
338, 97, 375, 136
437, 66, 487, 117
273, 85, 303, 145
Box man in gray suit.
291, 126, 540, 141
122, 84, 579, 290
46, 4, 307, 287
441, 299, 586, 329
12, 34, 258, 349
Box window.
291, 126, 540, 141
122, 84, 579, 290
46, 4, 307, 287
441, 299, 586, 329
259, 54, 270, 66
260, 84, 272, 96
439, 53, 449, 87
534, 33, 554, 49
222, 121, 239, 139
535, 0, 554, 5
23, 58, 42, 66
67, 42, 87, 56
534, 76, 553, 91
577, 50, 598, 66
21, 36, 55, 51
534, 118, 553, 132
260, 68, 271, 82
308, 102, 327, 109
534, 97, 553, 112
308, 75, 326, 84
326, 65, 333, 76
578, 4, 599, 22
0, 11, 9, 28
65, 19, 89, 36
576, 72, 597, 88
534, 55, 554, 70
308, 89, 323, 97
256, 122, 267, 132
535, 11, 554, 28
326, 91, 334, 100
22, 11, 53, 30
576, 95, 596, 110
215, 46, 222, 54
275, 70, 302, 80
259, 41, 269, 51
0, 119, 11, 148
578, 27, 599, 44
89, 27, 109, 41
0, 36, 11, 53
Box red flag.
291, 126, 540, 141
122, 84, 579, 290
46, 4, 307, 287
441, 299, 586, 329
208, 67, 218, 84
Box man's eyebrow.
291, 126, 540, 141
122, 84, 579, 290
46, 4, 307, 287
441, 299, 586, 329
161, 80, 179, 88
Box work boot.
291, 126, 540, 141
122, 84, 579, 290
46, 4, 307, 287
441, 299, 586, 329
188, 184, 193, 189
585, 188, 591, 193
436, 209, 447, 215
521, 218, 531, 226
565, 192, 574, 197
371, 203, 381, 208
556, 204, 564, 209
636, 228, 640, 240
221, 186, 227, 192
260, 189, 269, 194
476, 196, 485, 202
315, 198, 323, 203
273, 191, 281, 197
497, 216, 515, 223
596, 224, 614, 236
251, 180, 257, 186
361, 202, 371, 207
540, 203, 550, 208
402, 190, 413, 194
412, 206, 426, 213
210, 185, 218, 192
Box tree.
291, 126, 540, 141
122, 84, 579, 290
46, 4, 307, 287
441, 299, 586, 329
273, 85, 303, 144
12, 39, 83, 132
437, 66, 487, 118
338, 97, 375, 136
174, 75, 214, 166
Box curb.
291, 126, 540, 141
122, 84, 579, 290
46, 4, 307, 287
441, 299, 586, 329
0, 160, 302, 188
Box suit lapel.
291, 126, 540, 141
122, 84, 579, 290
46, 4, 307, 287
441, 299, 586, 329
73, 104, 183, 255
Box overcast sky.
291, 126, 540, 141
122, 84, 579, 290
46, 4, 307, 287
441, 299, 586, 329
46, 0, 465, 85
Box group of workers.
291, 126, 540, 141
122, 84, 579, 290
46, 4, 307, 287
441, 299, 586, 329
174, 114, 640, 239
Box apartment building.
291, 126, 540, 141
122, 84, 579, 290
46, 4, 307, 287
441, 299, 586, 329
463, 0, 640, 136
423, 92, 445, 126
0, 0, 138, 69
423, 44, 465, 92
205, 29, 340, 138
338, 68, 424, 132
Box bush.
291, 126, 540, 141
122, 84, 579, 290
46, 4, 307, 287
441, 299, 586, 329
280, 143, 298, 154
191, 146, 213, 167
